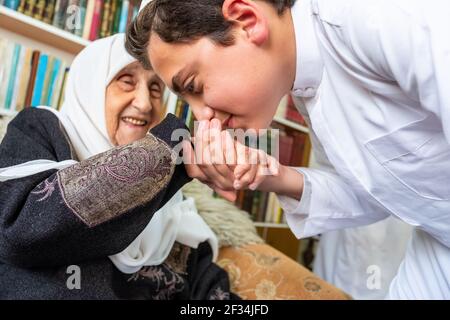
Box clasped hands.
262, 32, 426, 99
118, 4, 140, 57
182, 119, 281, 202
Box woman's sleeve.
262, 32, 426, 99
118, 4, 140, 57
0, 109, 191, 268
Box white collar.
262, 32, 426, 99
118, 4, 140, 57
291, 0, 324, 98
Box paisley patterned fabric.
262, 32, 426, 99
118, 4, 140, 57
56, 134, 175, 227
217, 244, 352, 300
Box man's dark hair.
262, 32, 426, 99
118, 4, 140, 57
125, 0, 295, 69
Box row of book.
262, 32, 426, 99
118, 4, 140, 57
1, 0, 141, 41
0, 38, 69, 111
275, 94, 307, 126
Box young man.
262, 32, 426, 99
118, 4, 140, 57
127, 0, 450, 299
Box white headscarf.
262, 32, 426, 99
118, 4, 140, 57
140, 0, 152, 12
0, 34, 218, 274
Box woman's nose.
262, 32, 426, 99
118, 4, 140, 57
132, 86, 152, 113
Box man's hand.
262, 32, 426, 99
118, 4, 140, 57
182, 119, 304, 202
182, 119, 237, 201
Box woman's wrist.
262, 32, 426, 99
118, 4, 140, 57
259, 165, 304, 200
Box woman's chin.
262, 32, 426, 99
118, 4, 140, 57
116, 128, 150, 146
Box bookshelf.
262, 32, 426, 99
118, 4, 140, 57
0, 1, 313, 263
273, 115, 309, 134
0, 5, 90, 55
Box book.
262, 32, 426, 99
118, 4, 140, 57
64, 0, 80, 33
4, 43, 21, 109
82, 0, 95, 39
285, 94, 306, 125
43, 0, 57, 24
56, 67, 69, 110
46, 58, 61, 107
112, 0, 123, 35
107, 0, 118, 37
31, 54, 49, 106
33, 0, 46, 21
75, 0, 87, 37
10, 45, 26, 111
17, 0, 27, 13
14, 48, 33, 111
89, 0, 103, 41
24, 51, 40, 107
40, 56, 54, 105
118, 0, 129, 33
50, 61, 66, 108
278, 133, 294, 166
4, 0, 19, 10
0, 42, 14, 110
52, 0, 69, 29
23, 0, 37, 16
99, 0, 111, 38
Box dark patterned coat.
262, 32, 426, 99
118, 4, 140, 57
0, 108, 236, 300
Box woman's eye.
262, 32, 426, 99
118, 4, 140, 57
150, 83, 162, 98
118, 75, 135, 87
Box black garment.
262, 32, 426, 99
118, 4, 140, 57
0, 108, 236, 300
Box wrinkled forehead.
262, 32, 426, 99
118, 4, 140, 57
113, 61, 161, 83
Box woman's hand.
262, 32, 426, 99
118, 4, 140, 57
183, 119, 305, 201
182, 119, 237, 201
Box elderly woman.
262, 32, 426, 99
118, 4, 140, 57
0, 34, 235, 300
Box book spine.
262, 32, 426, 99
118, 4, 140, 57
46, 58, 61, 107
0, 42, 14, 110
4, 44, 21, 109
64, 0, 80, 33
17, 0, 27, 13
15, 48, 32, 111
23, 0, 37, 16
107, 0, 117, 37
50, 61, 65, 108
10, 46, 26, 111
99, 0, 111, 38
82, 0, 95, 39
33, 0, 46, 21
56, 67, 70, 110
43, 0, 57, 24
112, 0, 122, 34
31, 54, 48, 107
4, 0, 20, 10
88, 0, 103, 41
24, 51, 41, 108
75, 0, 87, 37
40, 56, 54, 105
52, 0, 69, 29
118, 0, 129, 33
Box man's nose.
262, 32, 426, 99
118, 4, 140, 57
190, 103, 215, 121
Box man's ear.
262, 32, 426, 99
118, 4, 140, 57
222, 0, 269, 45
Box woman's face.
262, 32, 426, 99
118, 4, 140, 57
105, 61, 165, 146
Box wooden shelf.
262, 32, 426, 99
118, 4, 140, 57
273, 116, 309, 134
0, 6, 90, 55
253, 222, 290, 229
